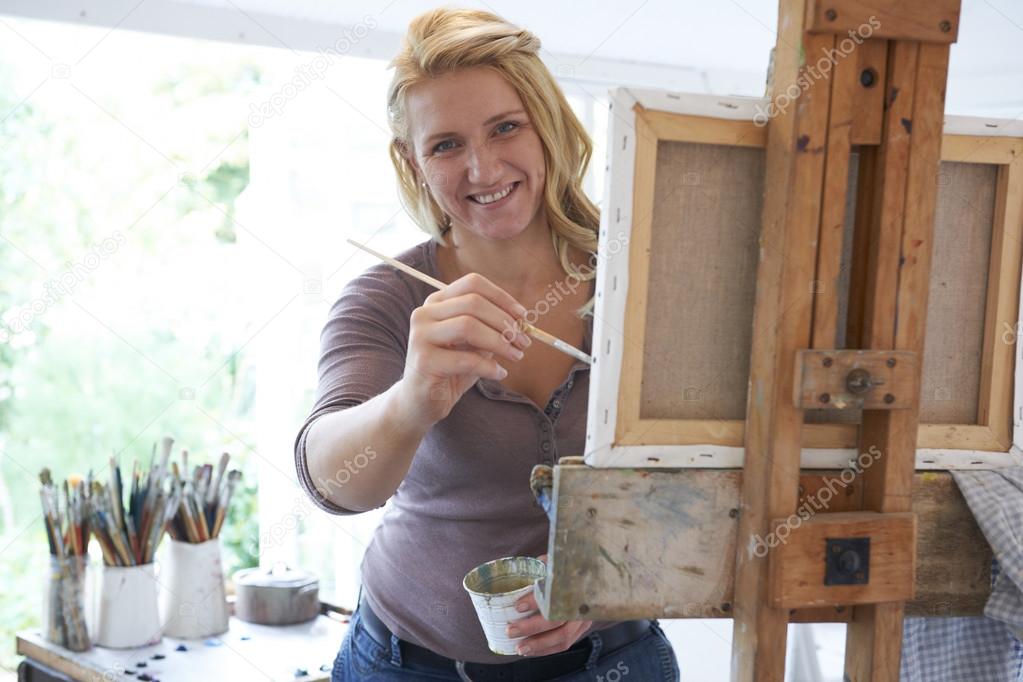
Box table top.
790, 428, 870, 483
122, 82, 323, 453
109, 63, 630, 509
17, 614, 347, 682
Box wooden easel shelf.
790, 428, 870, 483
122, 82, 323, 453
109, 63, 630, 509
539, 459, 990, 622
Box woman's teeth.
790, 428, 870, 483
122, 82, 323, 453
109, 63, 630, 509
470, 183, 516, 205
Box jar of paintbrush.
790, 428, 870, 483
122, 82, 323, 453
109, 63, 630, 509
39, 469, 92, 652
159, 449, 241, 639
91, 437, 180, 648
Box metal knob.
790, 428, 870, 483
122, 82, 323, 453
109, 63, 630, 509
845, 368, 885, 395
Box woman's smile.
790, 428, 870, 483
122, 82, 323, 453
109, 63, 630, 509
468, 181, 520, 208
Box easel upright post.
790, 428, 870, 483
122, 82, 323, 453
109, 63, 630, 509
731, 0, 834, 678
844, 40, 952, 681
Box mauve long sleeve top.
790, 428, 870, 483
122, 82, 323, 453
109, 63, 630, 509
293, 237, 614, 664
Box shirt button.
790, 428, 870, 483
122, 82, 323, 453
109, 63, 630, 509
552, 400, 562, 409
541, 442, 551, 452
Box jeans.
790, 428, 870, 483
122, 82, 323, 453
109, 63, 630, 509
331, 606, 681, 681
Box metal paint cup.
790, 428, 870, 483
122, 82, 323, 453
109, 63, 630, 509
463, 556, 547, 656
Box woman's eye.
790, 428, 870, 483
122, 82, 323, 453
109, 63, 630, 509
496, 121, 518, 134
433, 140, 456, 153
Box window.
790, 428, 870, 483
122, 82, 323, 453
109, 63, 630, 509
0, 18, 610, 668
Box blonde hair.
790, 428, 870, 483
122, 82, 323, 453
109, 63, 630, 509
386, 8, 599, 315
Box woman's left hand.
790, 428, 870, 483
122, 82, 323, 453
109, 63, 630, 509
507, 554, 593, 657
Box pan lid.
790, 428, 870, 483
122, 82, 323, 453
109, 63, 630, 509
234, 562, 318, 589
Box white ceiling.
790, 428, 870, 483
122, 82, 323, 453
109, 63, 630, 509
182, 0, 1023, 71
194, 0, 784, 72
2, 0, 1021, 116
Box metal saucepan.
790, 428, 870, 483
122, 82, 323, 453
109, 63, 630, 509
233, 563, 319, 625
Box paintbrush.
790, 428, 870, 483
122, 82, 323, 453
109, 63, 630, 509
39, 489, 56, 555
103, 511, 134, 566
178, 492, 199, 543
200, 464, 215, 529
158, 436, 173, 470
38, 469, 59, 556
179, 478, 203, 542
207, 452, 229, 508
193, 493, 209, 541
346, 237, 592, 365
86, 486, 118, 566
141, 489, 166, 563
195, 464, 210, 511
135, 437, 173, 559
212, 469, 242, 538
92, 483, 133, 566
108, 455, 124, 541
163, 452, 241, 542
160, 484, 182, 544
128, 461, 140, 556
81, 472, 92, 551
63, 480, 79, 556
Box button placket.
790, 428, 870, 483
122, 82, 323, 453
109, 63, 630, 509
538, 415, 554, 464
546, 376, 576, 418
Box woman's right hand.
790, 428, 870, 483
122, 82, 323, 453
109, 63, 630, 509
397, 272, 532, 426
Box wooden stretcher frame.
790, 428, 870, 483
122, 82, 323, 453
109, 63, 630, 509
585, 87, 1023, 471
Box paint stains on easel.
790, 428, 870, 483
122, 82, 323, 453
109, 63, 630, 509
598, 545, 628, 580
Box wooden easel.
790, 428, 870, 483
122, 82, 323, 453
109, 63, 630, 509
529, 1, 1005, 680
732, 0, 961, 680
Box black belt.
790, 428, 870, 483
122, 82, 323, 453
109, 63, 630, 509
357, 595, 652, 681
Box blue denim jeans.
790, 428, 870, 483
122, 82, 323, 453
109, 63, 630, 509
331, 606, 680, 681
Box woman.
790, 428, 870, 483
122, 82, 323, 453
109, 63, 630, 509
294, 8, 681, 681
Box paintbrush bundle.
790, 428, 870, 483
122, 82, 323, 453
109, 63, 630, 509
88, 436, 180, 567
38, 468, 91, 651
166, 450, 241, 543
39, 468, 92, 560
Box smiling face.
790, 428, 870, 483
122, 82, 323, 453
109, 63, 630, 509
405, 66, 547, 242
